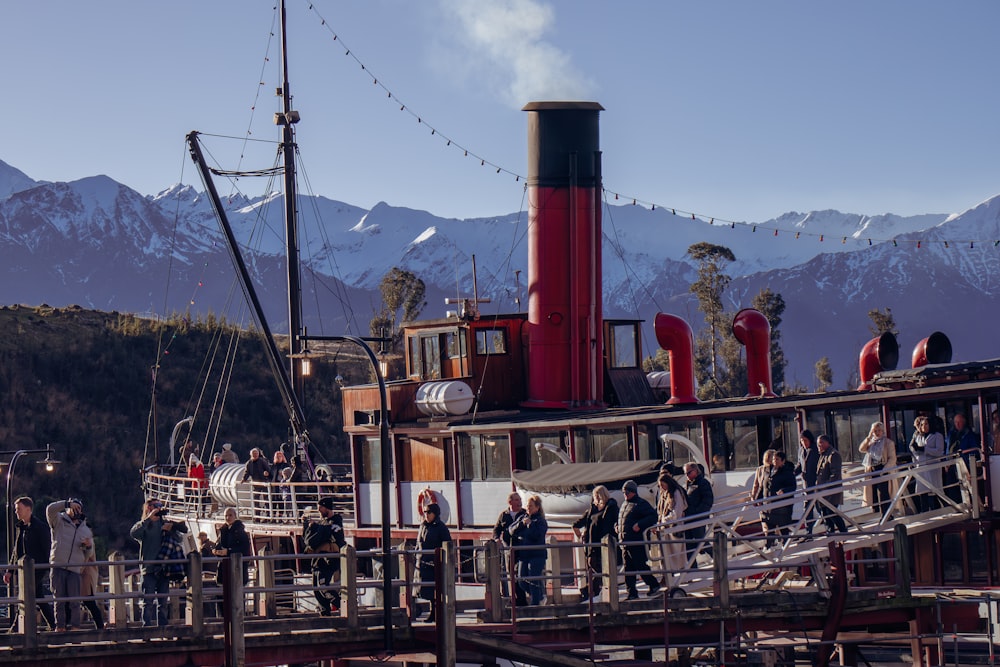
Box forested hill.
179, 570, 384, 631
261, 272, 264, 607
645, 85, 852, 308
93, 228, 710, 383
0, 304, 348, 556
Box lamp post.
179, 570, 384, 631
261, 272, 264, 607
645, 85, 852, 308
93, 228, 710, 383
3, 445, 58, 572
300, 334, 393, 655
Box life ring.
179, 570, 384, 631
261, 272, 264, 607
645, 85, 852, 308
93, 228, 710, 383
417, 487, 438, 515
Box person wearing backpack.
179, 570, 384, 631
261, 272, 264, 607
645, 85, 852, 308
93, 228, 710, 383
304, 497, 346, 616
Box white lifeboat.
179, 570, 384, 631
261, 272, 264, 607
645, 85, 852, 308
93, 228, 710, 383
415, 380, 474, 416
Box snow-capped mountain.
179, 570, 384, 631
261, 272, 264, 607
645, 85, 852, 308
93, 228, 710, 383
3, 157, 998, 388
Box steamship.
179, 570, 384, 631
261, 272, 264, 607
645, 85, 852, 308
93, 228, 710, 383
143, 4, 1000, 594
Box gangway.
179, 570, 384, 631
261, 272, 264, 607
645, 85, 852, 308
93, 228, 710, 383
649, 453, 981, 592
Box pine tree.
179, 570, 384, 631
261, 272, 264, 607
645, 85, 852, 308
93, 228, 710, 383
687, 242, 736, 400
815, 357, 833, 392
867, 307, 897, 337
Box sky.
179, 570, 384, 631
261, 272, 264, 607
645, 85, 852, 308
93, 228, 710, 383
4, 1, 1000, 224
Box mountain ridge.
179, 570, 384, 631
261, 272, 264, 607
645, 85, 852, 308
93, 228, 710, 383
3, 157, 998, 389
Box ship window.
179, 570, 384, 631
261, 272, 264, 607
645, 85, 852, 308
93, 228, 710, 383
475, 329, 507, 355
422, 337, 442, 380
445, 330, 466, 359
359, 436, 382, 482
573, 427, 630, 464
805, 406, 881, 464
514, 430, 567, 470
409, 336, 422, 378
458, 434, 511, 481
707, 417, 758, 471
607, 322, 639, 369
647, 422, 703, 469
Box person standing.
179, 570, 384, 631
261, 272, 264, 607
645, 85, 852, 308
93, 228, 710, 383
946, 413, 978, 503
654, 474, 686, 583
220, 443, 240, 464
491, 492, 525, 599
794, 430, 820, 533
683, 463, 715, 563
815, 435, 847, 533
130, 498, 188, 626
4, 496, 55, 631
616, 480, 661, 600
750, 449, 776, 543
212, 508, 252, 585
764, 451, 797, 544
242, 448, 272, 516
510, 495, 548, 606
859, 422, 892, 516
416, 502, 452, 622
573, 485, 619, 601
188, 455, 208, 515
80, 539, 105, 630
46, 498, 93, 631
303, 497, 347, 616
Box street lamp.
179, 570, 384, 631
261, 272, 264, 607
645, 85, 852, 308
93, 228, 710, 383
299, 334, 393, 656
3, 445, 59, 571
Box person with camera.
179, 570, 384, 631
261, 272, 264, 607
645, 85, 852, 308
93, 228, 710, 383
130, 498, 188, 627
46, 497, 93, 631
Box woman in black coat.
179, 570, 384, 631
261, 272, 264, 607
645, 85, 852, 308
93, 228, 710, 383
763, 451, 798, 544
416, 503, 451, 622
213, 508, 252, 584
572, 485, 619, 600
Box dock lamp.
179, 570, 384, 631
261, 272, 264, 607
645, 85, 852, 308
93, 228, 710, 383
3, 445, 60, 571
300, 334, 393, 656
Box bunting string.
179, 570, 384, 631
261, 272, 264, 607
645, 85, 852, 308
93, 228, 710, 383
297, 2, 996, 251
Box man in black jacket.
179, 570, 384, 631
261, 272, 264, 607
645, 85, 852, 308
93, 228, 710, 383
616, 480, 661, 600
683, 463, 715, 563
4, 496, 55, 630
491, 492, 525, 601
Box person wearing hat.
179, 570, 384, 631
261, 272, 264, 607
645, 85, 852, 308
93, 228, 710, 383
220, 443, 239, 464
416, 502, 451, 622
304, 497, 346, 616
616, 480, 661, 600
46, 497, 94, 630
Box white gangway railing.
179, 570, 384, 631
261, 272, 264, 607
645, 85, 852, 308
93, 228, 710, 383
647, 453, 981, 592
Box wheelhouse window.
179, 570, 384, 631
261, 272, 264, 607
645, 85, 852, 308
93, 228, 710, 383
573, 427, 630, 464
457, 434, 512, 481
607, 322, 640, 369
408, 329, 467, 380
475, 328, 507, 355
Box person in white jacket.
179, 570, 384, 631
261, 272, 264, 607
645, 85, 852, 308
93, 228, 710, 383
47, 498, 93, 631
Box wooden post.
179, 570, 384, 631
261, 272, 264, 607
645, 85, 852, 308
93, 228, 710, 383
604, 535, 620, 614
712, 530, 729, 610
186, 550, 204, 633
483, 539, 502, 622
17, 557, 37, 648
342, 544, 359, 627
893, 524, 911, 599
107, 551, 127, 627
546, 535, 561, 605
223, 553, 246, 667
436, 541, 457, 667
257, 545, 277, 618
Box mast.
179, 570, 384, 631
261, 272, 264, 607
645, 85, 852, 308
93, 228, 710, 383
277, 0, 305, 402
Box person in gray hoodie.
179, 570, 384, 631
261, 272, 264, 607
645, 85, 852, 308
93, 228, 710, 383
47, 498, 93, 631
